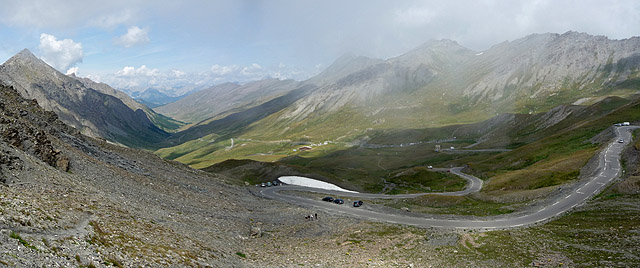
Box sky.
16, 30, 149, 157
0, 0, 639, 95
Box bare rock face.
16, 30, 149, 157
0, 84, 72, 178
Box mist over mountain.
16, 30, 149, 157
280, 32, 640, 122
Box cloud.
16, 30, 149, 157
172, 69, 186, 77
207, 62, 306, 82
38, 33, 83, 71
65, 66, 79, 75
210, 64, 238, 76
116, 65, 159, 77
115, 26, 150, 47
241, 63, 263, 75
88, 9, 134, 29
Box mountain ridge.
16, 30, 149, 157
0, 49, 169, 148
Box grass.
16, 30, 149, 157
385, 167, 466, 194
147, 108, 187, 132
482, 148, 595, 193
235, 252, 247, 258
9, 232, 37, 251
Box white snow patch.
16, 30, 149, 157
278, 176, 358, 193
475, 52, 484, 56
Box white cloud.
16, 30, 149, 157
38, 33, 83, 71
65, 66, 79, 75
241, 63, 263, 75
172, 69, 186, 77
116, 65, 159, 77
210, 64, 238, 76
115, 26, 150, 48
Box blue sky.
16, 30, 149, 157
0, 0, 639, 95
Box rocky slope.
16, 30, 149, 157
0, 49, 169, 148
0, 82, 314, 267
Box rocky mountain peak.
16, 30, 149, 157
1, 48, 60, 83
13, 48, 38, 59
5, 48, 46, 68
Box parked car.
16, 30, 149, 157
322, 196, 334, 202
266, 181, 272, 187
272, 180, 280, 186
353, 200, 363, 207
333, 199, 344, 204
623, 122, 630, 126
260, 183, 266, 187
615, 123, 622, 127
427, 165, 433, 169
619, 139, 624, 143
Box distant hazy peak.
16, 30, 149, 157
418, 39, 465, 49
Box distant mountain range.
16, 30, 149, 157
131, 88, 186, 108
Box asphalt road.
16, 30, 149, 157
260, 126, 639, 230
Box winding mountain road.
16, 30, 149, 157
260, 126, 639, 230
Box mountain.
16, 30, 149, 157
154, 31, 640, 168
155, 78, 300, 123
132, 88, 185, 108
0, 49, 169, 148
460, 32, 640, 112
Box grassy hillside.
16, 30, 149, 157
198, 94, 640, 216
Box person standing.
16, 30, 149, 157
315, 213, 317, 220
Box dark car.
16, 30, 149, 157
333, 199, 344, 204
353, 200, 363, 207
272, 180, 280, 186
322, 196, 334, 202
